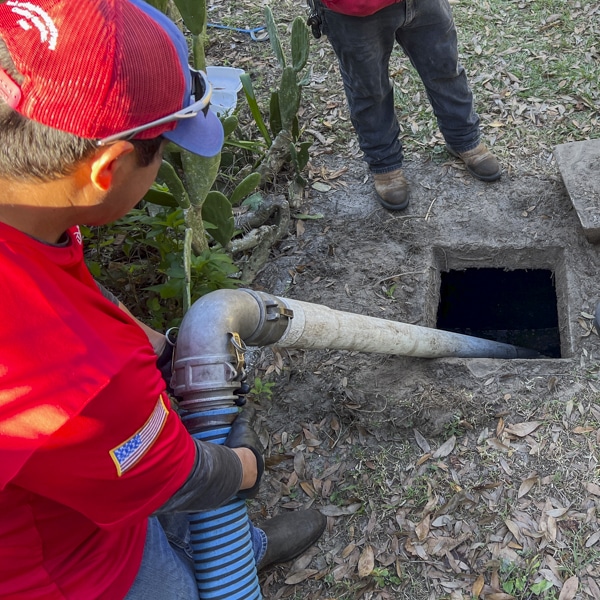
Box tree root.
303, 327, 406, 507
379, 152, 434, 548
229, 194, 290, 283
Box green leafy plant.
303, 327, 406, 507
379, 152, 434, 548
442, 414, 469, 438
82, 205, 239, 330
402, 476, 430, 508
371, 567, 401, 589
382, 283, 397, 299
249, 376, 276, 402
500, 554, 555, 598
89, 1, 312, 324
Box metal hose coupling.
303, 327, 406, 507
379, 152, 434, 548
172, 289, 294, 412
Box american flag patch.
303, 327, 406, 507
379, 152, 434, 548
110, 395, 168, 476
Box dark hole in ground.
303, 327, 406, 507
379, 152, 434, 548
436, 268, 561, 358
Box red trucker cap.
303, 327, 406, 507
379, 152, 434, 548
0, 0, 224, 157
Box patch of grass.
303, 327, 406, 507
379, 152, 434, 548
402, 475, 430, 509
557, 525, 600, 578
452, 1, 600, 165
500, 552, 562, 599
441, 414, 471, 438
348, 442, 413, 501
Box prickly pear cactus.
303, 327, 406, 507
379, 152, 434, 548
265, 7, 286, 69
291, 16, 310, 73
257, 9, 311, 189
279, 67, 301, 132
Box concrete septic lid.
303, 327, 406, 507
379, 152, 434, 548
554, 138, 600, 244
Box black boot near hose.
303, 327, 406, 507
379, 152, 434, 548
258, 509, 327, 570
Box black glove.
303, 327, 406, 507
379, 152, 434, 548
224, 406, 265, 499
156, 342, 173, 384
156, 328, 178, 394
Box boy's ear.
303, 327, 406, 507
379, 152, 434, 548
89, 141, 135, 191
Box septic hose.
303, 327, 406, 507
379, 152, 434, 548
183, 407, 260, 600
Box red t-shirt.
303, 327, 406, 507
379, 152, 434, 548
321, 0, 401, 17
0, 223, 196, 599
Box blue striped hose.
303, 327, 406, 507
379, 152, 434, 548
182, 407, 262, 600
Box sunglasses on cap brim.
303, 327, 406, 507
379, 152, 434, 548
97, 68, 212, 146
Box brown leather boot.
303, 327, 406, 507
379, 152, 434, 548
257, 509, 326, 570
373, 169, 410, 211
446, 143, 501, 181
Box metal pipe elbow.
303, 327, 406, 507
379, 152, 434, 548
172, 289, 292, 410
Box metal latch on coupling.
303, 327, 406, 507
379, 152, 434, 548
229, 331, 250, 406
228, 331, 247, 375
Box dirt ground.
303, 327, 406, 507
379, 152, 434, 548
200, 5, 600, 598
244, 143, 600, 599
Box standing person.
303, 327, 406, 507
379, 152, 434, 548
0, 1, 325, 598
313, 0, 501, 210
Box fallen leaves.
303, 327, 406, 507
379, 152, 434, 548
504, 519, 522, 544
414, 428, 431, 453
504, 421, 543, 437
518, 476, 538, 499
284, 569, 318, 585
254, 395, 600, 599
472, 574, 485, 598
357, 545, 375, 577
559, 575, 579, 600
415, 514, 431, 542
320, 503, 362, 517
585, 482, 600, 497
433, 435, 456, 458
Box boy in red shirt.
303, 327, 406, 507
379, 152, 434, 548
0, 1, 325, 598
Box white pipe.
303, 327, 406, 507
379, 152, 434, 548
174, 290, 541, 406
274, 297, 541, 359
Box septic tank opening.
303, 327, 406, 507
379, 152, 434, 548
436, 268, 561, 358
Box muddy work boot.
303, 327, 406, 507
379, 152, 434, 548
373, 169, 410, 211
446, 142, 501, 182
257, 509, 326, 570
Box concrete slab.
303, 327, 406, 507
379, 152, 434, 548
554, 138, 600, 243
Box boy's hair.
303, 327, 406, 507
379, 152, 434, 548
0, 39, 162, 182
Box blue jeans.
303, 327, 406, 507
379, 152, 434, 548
320, 0, 480, 172
124, 515, 267, 600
